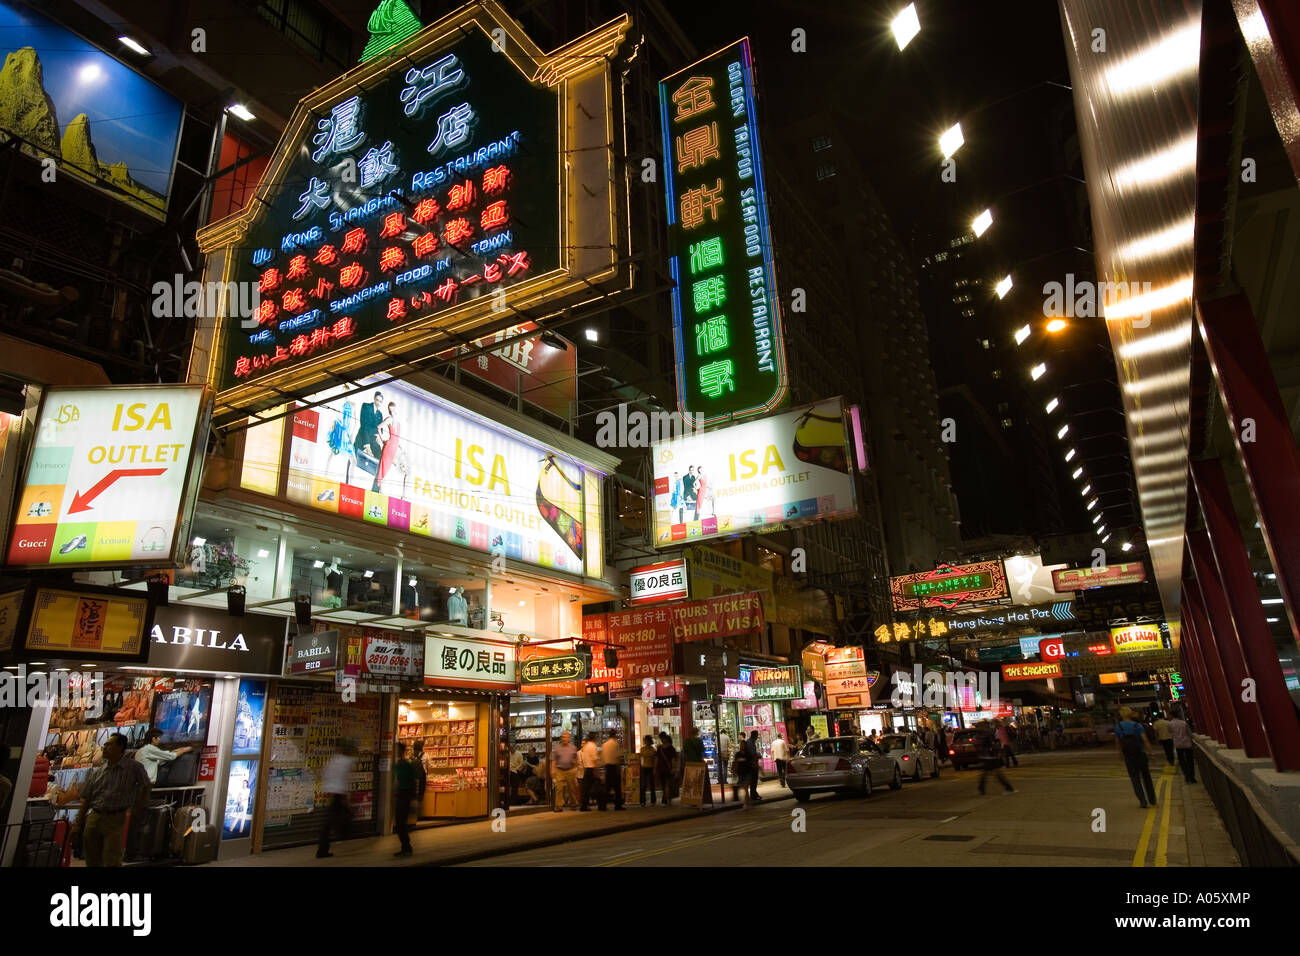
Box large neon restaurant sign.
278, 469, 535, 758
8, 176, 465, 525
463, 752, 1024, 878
192, 2, 628, 417
659, 38, 789, 426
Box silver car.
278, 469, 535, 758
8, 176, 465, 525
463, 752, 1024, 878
786, 736, 901, 802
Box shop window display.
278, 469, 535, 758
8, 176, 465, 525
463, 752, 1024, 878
399, 700, 487, 818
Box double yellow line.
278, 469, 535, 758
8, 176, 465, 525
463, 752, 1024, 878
1132, 765, 1176, 867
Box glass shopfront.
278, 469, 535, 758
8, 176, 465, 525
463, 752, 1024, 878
398, 694, 489, 819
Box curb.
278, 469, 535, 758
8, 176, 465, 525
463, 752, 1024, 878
421, 791, 797, 866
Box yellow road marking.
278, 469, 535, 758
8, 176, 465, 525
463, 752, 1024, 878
1132, 769, 1173, 867
1155, 767, 1175, 867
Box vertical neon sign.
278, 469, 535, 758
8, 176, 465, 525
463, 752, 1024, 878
659, 38, 788, 425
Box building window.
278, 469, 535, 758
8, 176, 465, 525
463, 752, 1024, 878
815, 164, 837, 180
812, 135, 832, 151
1001, 418, 1013, 429
257, 0, 351, 68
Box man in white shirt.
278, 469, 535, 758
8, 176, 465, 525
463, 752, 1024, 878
317, 740, 356, 859
770, 733, 788, 787
135, 728, 192, 784
578, 732, 601, 811
599, 729, 625, 811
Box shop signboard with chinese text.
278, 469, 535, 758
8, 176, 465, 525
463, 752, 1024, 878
196, 5, 629, 413
671, 591, 764, 644
873, 617, 953, 644
18, 585, 151, 663
289, 629, 339, 674
659, 38, 787, 424
582, 610, 674, 691
629, 559, 688, 605
1052, 562, 1149, 591
6, 385, 207, 569
890, 561, 1009, 612
687, 544, 836, 635
518, 641, 588, 696
282, 375, 605, 579
423, 633, 516, 690
651, 398, 856, 547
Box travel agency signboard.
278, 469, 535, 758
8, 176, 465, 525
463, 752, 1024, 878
192, 3, 630, 418
659, 38, 788, 425
650, 398, 857, 546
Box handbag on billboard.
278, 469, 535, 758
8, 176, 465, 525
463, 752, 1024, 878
792, 406, 848, 473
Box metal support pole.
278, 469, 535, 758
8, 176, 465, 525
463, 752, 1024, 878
1191, 458, 1300, 769
1178, 591, 1224, 742
1182, 559, 1245, 749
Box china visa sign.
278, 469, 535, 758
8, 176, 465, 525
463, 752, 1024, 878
659, 38, 788, 425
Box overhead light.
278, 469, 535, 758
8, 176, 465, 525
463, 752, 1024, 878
1097, 525, 1106, 535
1262, 598, 1284, 605
256, 549, 269, 558
449, 587, 457, 594
118, 36, 150, 56
891, 3, 921, 50
1101, 534, 1112, 543
518, 600, 526, 606
971, 208, 992, 237
1121, 542, 1133, 552
1046, 318, 1068, 333
584, 328, 599, 342
1267, 573, 1277, 580
408, 576, 417, 587
1115, 216, 1195, 263
1080, 484, 1091, 495
939, 122, 964, 159
1093, 513, 1103, 525
1104, 275, 1193, 322
539, 330, 568, 350
1046, 398, 1060, 413
1103, 21, 1201, 98
1015, 325, 1031, 345
30, 662, 46, 666
1071, 467, 1083, 479
1031, 363, 1046, 380
1065, 448, 1076, 462
1086, 498, 1098, 510
1113, 134, 1198, 191
313, 559, 325, 569
1116, 322, 1194, 360
227, 103, 256, 122
1057, 424, 1070, 439
995, 275, 1013, 299
1267, 617, 1280, 623
78, 63, 102, 84
192, 536, 207, 547
363, 569, 374, 578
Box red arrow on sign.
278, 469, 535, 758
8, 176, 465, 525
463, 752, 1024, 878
67, 467, 167, 513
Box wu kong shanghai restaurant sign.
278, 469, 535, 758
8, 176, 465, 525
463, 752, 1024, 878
192, 4, 630, 416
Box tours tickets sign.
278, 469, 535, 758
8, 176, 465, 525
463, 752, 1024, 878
285, 376, 604, 578
193, 3, 629, 414
659, 38, 789, 424
6, 385, 208, 569
650, 397, 857, 546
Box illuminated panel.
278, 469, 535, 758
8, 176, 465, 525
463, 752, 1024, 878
583, 468, 604, 580
659, 38, 788, 424
220, 30, 560, 391
239, 404, 287, 495
889, 561, 1010, 612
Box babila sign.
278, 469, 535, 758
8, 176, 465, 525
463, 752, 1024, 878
194, 2, 629, 416
147, 606, 288, 677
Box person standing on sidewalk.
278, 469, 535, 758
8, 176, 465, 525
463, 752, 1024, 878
74, 733, 151, 867
1153, 711, 1175, 766
578, 732, 601, 812
639, 735, 657, 805
731, 741, 752, 808
1168, 709, 1197, 783
683, 727, 705, 765
318, 739, 356, 858
995, 719, 1018, 768
656, 732, 677, 807
745, 731, 763, 802
599, 728, 625, 811
771, 733, 788, 787
718, 730, 731, 788
392, 742, 415, 857
1114, 707, 1158, 808
551, 731, 579, 812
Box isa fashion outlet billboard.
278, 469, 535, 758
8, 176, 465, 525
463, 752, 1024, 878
286, 376, 603, 577
650, 397, 856, 546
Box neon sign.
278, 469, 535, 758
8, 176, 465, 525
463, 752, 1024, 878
659, 38, 789, 424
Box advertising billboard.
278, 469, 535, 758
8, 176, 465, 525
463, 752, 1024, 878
423, 632, 516, 690
890, 560, 1010, 612
1052, 562, 1149, 591
1002, 661, 1062, 681
6, 385, 207, 569
1003, 552, 1072, 605
1110, 624, 1164, 655
437, 321, 577, 420
650, 397, 856, 546
0, 2, 184, 220
285, 375, 601, 578
659, 38, 788, 423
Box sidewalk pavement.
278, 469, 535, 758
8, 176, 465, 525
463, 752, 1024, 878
210, 777, 794, 867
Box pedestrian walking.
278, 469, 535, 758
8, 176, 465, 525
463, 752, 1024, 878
412, 740, 428, 807
745, 731, 762, 802
771, 733, 788, 787
683, 726, 705, 764
550, 730, 580, 811
718, 729, 731, 786
1153, 711, 1174, 765
317, 739, 356, 858
995, 719, 1018, 768
937, 725, 949, 763
1114, 707, 1158, 808
639, 735, 657, 805
599, 728, 625, 811
731, 742, 752, 808
1168, 709, 1197, 783
392, 742, 416, 857
73, 733, 151, 867
656, 732, 677, 807
578, 732, 601, 811
976, 729, 1014, 795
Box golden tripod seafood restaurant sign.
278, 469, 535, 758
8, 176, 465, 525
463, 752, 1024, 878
192, 2, 629, 418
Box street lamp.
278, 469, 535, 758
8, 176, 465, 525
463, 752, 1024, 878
1046, 397, 1060, 413
1046, 317, 1068, 333
995, 274, 1013, 298
939, 122, 964, 159
1056, 424, 1069, 439
972, 208, 993, 237
892, 3, 921, 50
1015, 325, 1031, 346
1030, 363, 1046, 380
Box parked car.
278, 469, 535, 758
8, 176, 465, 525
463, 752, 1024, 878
947, 728, 993, 770
879, 733, 940, 781
786, 736, 901, 801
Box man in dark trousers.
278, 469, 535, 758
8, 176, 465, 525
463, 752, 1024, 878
392, 742, 416, 857
1114, 707, 1158, 808
599, 729, 625, 811
318, 739, 356, 858
74, 733, 151, 867
746, 731, 763, 802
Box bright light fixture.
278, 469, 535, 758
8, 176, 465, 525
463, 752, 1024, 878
585, 328, 598, 342
1057, 424, 1069, 439
227, 103, 256, 122
1071, 466, 1083, 479
972, 208, 992, 237
1065, 448, 1076, 462
1115, 216, 1195, 263
1031, 363, 1046, 380
1046, 318, 1068, 333
1015, 325, 1031, 345
1097, 525, 1106, 535
408, 577, 417, 587
192, 537, 207, 547
1101, 534, 1111, 542
1104, 275, 1193, 322
1080, 484, 1091, 495
1113, 134, 1197, 191
312, 559, 325, 569
363, 569, 374, 578
118, 36, 150, 55
939, 122, 964, 159
1121, 542, 1133, 551
892, 4, 921, 50
1086, 498, 1098, 510
78, 63, 102, 84
1262, 598, 1284, 605
995, 274, 1013, 299
1092, 513, 1103, 525
1267, 617, 1280, 623
1046, 398, 1060, 413
1103, 21, 1201, 98
518, 599, 526, 606
256, 548, 269, 558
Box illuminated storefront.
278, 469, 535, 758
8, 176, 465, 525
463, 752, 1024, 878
720, 663, 801, 778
